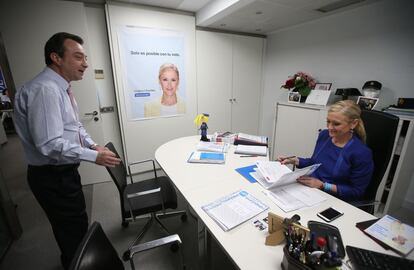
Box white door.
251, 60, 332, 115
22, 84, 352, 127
196, 31, 233, 132
72, 74, 111, 185
231, 35, 263, 134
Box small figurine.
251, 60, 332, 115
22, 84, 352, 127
194, 113, 210, 141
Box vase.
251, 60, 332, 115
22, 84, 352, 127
300, 95, 307, 103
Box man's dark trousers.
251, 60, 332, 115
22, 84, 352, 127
27, 164, 88, 270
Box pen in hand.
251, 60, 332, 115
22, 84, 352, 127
278, 155, 296, 164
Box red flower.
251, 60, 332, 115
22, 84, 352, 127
283, 78, 295, 89
280, 71, 317, 96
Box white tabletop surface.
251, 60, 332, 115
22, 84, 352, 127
155, 136, 413, 269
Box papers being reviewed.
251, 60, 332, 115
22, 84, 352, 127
187, 151, 225, 164
250, 161, 326, 212
255, 161, 321, 189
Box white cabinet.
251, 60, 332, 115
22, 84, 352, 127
196, 30, 264, 134
379, 114, 414, 216
272, 102, 327, 160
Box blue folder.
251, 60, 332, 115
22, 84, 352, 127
235, 165, 257, 183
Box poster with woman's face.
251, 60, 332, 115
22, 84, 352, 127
118, 26, 186, 120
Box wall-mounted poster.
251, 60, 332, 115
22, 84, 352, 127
118, 26, 186, 120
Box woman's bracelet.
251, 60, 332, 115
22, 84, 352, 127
323, 182, 332, 193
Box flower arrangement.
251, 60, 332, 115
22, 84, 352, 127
281, 71, 317, 97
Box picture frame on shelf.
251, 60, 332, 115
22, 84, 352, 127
288, 91, 301, 103
314, 83, 332, 91
357, 96, 379, 110
305, 83, 332, 106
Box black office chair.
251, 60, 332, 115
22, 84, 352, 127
104, 142, 187, 246
69, 221, 184, 270
352, 110, 399, 214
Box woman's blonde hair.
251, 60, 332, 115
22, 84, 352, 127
158, 63, 179, 80
328, 100, 367, 143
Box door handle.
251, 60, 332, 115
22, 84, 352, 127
84, 111, 98, 116
84, 111, 99, 122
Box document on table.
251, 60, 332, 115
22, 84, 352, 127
262, 183, 327, 212
196, 141, 230, 153
201, 190, 268, 231
234, 144, 267, 156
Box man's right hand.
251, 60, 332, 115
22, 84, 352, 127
95, 149, 121, 167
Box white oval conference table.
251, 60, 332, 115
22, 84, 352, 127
155, 136, 410, 269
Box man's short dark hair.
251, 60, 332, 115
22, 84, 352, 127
44, 32, 84, 65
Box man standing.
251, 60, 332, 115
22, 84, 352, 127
14, 32, 120, 269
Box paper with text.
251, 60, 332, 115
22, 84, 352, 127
202, 190, 268, 231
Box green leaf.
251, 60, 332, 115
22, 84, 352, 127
299, 86, 311, 96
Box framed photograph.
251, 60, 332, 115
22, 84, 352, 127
288, 91, 301, 103
357, 96, 379, 110
314, 83, 332, 91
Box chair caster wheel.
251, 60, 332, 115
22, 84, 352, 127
122, 221, 129, 228
170, 242, 180, 252
122, 250, 130, 261
180, 213, 188, 222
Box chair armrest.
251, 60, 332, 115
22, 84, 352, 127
350, 200, 380, 208
126, 187, 161, 199
127, 159, 158, 184
128, 234, 181, 258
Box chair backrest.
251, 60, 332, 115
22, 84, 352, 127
105, 142, 128, 192
360, 110, 399, 205
69, 222, 124, 270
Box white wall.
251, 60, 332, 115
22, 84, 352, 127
260, 0, 414, 139
260, 0, 414, 208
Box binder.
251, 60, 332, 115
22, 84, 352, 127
187, 151, 225, 164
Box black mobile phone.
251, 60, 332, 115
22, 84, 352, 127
317, 207, 343, 222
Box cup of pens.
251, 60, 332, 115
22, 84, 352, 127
281, 223, 343, 270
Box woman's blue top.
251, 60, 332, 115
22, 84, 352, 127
298, 129, 374, 201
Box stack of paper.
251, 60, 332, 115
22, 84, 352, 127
187, 151, 225, 164
234, 145, 267, 156
251, 161, 326, 212
202, 190, 268, 231
212, 131, 236, 144
364, 215, 414, 256
196, 141, 230, 153
234, 133, 268, 146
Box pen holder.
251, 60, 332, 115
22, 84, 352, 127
281, 246, 312, 270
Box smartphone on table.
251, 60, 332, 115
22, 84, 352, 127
317, 207, 343, 222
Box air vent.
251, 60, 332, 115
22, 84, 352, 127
316, 0, 365, 13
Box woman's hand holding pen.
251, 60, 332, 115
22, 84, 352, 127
277, 155, 299, 166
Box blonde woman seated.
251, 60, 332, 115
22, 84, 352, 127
144, 63, 186, 118
279, 100, 374, 201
